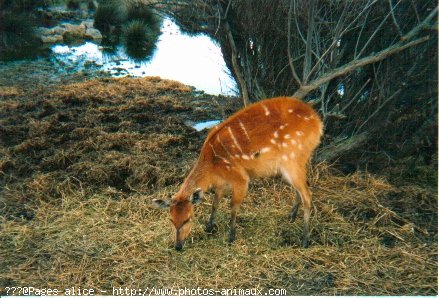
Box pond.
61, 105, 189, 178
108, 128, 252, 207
50, 18, 237, 96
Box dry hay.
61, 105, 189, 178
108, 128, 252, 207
0, 77, 437, 295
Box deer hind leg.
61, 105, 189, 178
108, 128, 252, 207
280, 163, 312, 248
206, 186, 226, 234
229, 175, 249, 243
289, 192, 301, 222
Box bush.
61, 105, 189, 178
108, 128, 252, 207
0, 11, 37, 49
67, 0, 80, 10
87, 0, 96, 10
0, 0, 48, 12
94, 0, 127, 34
126, 2, 161, 31
122, 19, 158, 61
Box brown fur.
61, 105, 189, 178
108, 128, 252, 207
161, 96, 323, 249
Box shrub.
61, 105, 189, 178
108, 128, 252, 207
122, 19, 147, 48
122, 19, 158, 61
87, 0, 96, 10
126, 2, 161, 32
0, 11, 37, 49
67, 0, 80, 10
94, 0, 127, 34
0, 0, 49, 12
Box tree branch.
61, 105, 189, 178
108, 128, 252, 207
292, 9, 435, 101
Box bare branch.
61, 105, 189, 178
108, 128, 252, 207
388, 0, 403, 38
356, 0, 402, 59
293, 35, 430, 99
293, 6, 437, 99
287, 0, 302, 86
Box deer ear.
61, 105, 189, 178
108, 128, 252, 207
190, 188, 203, 205
151, 199, 171, 209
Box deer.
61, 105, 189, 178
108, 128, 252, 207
152, 96, 323, 250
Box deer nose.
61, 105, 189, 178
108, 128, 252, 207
175, 240, 185, 251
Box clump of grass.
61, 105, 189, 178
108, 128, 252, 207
87, 0, 96, 10
122, 20, 148, 48
126, 2, 161, 32
93, 0, 127, 34
121, 19, 159, 61
66, 0, 81, 10
93, 1, 162, 60
0, 11, 38, 55
0, 0, 48, 12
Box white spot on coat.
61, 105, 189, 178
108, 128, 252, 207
239, 120, 250, 140
260, 147, 271, 153
282, 155, 288, 161
282, 142, 288, 148
284, 134, 291, 139
270, 139, 276, 144
288, 108, 294, 113
290, 139, 297, 145
241, 154, 250, 160
296, 130, 304, 137
289, 152, 296, 159
273, 131, 279, 138
228, 126, 243, 153
262, 104, 270, 116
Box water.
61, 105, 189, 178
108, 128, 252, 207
51, 18, 237, 96
192, 120, 221, 131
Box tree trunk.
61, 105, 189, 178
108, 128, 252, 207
223, 19, 250, 106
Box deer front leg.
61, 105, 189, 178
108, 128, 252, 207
229, 178, 248, 243
206, 187, 224, 234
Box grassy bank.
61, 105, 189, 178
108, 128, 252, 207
0, 77, 437, 295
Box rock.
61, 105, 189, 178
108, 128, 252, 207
62, 23, 87, 43
53, 26, 67, 35
40, 35, 63, 43
63, 23, 86, 35
84, 28, 102, 40
35, 17, 102, 44
35, 27, 52, 36
81, 20, 94, 29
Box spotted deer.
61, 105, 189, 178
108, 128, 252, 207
152, 96, 323, 250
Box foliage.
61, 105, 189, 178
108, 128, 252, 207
66, 0, 80, 10
87, 0, 95, 10
126, 1, 161, 32
122, 19, 159, 61
0, 11, 38, 57
93, 0, 127, 33
0, 0, 49, 12
93, 0, 162, 61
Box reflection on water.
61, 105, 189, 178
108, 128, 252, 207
51, 18, 237, 95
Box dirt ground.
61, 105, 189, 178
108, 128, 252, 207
0, 77, 437, 295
